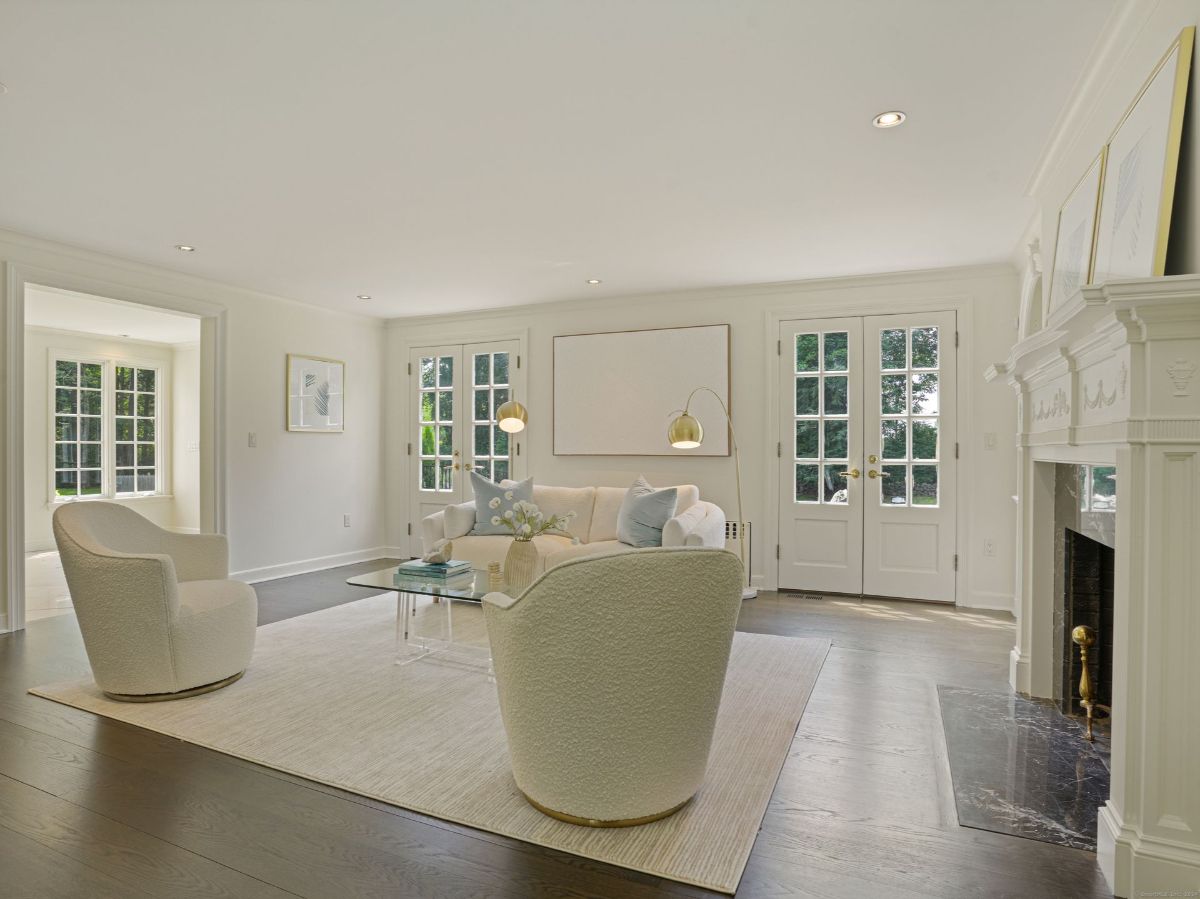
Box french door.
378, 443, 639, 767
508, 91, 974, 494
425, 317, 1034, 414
778, 312, 957, 602
409, 341, 523, 555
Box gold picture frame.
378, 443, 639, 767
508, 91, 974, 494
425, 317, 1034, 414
1092, 26, 1194, 283
286, 354, 345, 433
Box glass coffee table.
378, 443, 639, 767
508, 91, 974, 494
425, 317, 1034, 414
346, 566, 504, 669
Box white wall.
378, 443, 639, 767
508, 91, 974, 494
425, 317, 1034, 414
1029, 1, 1200, 292
23, 328, 179, 551
172, 343, 201, 532
0, 229, 388, 627
384, 265, 1021, 610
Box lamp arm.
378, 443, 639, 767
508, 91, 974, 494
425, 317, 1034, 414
680, 386, 747, 587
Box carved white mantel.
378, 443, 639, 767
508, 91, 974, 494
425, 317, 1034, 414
986, 274, 1200, 897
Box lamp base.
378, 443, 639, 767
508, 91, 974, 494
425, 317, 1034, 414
741, 586, 758, 600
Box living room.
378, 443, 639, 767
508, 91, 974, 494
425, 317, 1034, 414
0, 2, 1197, 897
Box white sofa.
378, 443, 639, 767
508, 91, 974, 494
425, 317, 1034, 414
421, 481, 725, 575
484, 547, 744, 825
52, 502, 257, 701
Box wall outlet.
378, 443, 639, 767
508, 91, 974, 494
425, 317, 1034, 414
983, 538, 996, 557
248, 432, 257, 448
343, 514, 351, 528
983, 432, 997, 450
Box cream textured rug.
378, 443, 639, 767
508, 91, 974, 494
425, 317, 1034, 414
31, 594, 828, 894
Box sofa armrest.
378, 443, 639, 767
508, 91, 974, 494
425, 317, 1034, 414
674, 501, 726, 548
421, 510, 446, 555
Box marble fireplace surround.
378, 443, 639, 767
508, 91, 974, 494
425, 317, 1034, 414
987, 275, 1200, 897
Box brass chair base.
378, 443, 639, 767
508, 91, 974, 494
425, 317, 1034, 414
521, 790, 692, 828
103, 670, 244, 703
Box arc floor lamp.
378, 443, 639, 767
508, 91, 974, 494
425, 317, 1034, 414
668, 387, 756, 599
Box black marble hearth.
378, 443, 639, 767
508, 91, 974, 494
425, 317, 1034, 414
938, 685, 1110, 851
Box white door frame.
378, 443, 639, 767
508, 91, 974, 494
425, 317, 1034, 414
764, 294, 975, 600
390, 325, 529, 555
2, 260, 228, 632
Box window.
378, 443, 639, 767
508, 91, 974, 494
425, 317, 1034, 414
418, 354, 456, 493
471, 350, 512, 483
51, 356, 163, 501
793, 330, 850, 504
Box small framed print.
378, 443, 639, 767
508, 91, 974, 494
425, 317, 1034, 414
1048, 150, 1105, 316
287, 354, 345, 433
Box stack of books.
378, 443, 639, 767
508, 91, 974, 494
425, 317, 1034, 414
396, 559, 473, 581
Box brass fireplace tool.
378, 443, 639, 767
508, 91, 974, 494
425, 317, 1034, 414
1071, 625, 1111, 741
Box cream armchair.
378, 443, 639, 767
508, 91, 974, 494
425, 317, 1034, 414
52, 502, 256, 701
483, 547, 743, 826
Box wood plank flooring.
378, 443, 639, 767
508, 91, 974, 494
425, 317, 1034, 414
0, 563, 1111, 898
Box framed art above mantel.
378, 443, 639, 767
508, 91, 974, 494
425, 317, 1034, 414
553, 324, 731, 456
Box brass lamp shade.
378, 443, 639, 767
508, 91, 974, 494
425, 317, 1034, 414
668, 413, 703, 449
497, 399, 528, 433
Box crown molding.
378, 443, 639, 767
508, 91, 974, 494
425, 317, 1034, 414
1023, 0, 1159, 199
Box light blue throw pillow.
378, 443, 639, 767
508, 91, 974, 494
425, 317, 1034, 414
617, 476, 679, 548
469, 472, 533, 536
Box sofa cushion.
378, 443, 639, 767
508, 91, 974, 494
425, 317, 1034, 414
617, 476, 679, 548
542, 539, 626, 570
530, 485, 596, 543
469, 473, 533, 536
446, 534, 573, 574
590, 487, 627, 543
444, 501, 477, 539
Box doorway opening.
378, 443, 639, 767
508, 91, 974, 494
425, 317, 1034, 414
23, 285, 202, 622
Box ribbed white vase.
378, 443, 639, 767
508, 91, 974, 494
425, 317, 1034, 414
504, 540, 539, 592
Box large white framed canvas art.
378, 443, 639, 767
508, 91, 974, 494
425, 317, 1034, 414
1047, 150, 1105, 318
1092, 27, 1194, 284
287, 354, 345, 433
553, 324, 731, 456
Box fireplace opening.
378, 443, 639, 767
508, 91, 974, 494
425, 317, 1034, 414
1060, 529, 1115, 743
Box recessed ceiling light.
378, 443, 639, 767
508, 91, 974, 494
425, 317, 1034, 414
174, 244, 196, 252
586, 279, 602, 285
872, 111, 906, 128
356, 294, 371, 300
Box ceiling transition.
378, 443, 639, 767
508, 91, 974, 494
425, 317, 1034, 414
25, 285, 201, 345
0, 1, 1113, 317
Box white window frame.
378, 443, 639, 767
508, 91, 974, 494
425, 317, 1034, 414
48, 349, 169, 505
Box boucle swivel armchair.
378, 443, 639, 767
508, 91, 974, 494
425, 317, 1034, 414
53, 502, 256, 701
483, 546, 743, 826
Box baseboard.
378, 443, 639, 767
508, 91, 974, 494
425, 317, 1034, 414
167, 526, 201, 535
1009, 646, 1030, 695
231, 546, 394, 585
959, 590, 1014, 612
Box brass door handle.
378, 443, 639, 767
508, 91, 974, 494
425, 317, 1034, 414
452, 463, 461, 471
868, 469, 890, 479
464, 463, 473, 471
868, 454, 878, 464
839, 468, 860, 479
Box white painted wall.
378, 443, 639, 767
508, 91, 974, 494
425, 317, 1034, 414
23, 328, 179, 551
384, 265, 1021, 610
1029, 1, 1200, 289
172, 343, 201, 532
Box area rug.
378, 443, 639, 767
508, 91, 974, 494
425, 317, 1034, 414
30, 594, 829, 894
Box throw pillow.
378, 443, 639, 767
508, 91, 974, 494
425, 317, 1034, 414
443, 501, 477, 539
617, 476, 679, 547
469, 472, 533, 536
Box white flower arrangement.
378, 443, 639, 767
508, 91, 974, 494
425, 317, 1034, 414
496, 500, 577, 543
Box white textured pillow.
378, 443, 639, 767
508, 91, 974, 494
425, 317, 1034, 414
443, 501, 477, 539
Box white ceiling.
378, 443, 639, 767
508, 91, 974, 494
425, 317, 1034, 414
25, 285, 201, 345
0, 1, 1113, 318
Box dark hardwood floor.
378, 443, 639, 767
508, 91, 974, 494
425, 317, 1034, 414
0, 562, 1111, 898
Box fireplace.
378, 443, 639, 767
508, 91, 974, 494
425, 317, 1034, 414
985, 275, 1200, 896
1052, 464, 1115, 721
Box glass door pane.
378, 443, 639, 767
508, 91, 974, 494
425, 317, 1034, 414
417, 353, 457, 494
469, 349, 513, 483
792, 330, 851, 505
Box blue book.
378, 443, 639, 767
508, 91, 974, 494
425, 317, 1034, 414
397, 559, 472, 579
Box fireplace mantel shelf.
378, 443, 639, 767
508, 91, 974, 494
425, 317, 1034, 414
992, 275, 1200, 897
